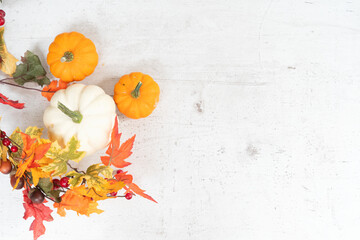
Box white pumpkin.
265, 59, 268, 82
43, 84, 116, 156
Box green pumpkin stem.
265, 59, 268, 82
131, 81, 142, 99
57, 101, 83, 123
60, 51, 74, 62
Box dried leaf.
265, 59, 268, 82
101, 117, 134, 168
0, 93, 25, 109
41, 80, 68, 101
23, 189, 53, 240
0, 26, 19, 75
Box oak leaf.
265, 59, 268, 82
101, 117, 135, 168
23, 189, 53, 240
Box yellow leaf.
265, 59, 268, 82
0, 27, 18, 76
31, 167, 52, 186
72, 180, 125, 201
24, 126, 43, 140
1, 145, 7, 162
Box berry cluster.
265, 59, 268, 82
1, 129, 133, 206
0, 10, 5, 26
0, 130, 45, 204
1, 130, 18, 153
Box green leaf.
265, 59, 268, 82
49, 190, 62, 203
42, 137, 85, 177
13, 50, 50, 86
38, 178, 53, 193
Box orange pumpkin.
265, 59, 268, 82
114, 72, 160, 119
47, 32, 98, 82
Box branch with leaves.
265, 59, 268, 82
0, 117, 155, 240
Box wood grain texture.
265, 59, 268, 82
0, 0, 360, 239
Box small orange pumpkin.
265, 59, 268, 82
114, 72, 160, 119
47, 32, 98, 82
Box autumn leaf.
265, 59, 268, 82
0, 93, 25, 109
53, 190, 103, 217
42, 137, 85, 176
31, 166, 52, 187
125, 182, 157, 203
1, 145, 7, 162
9, 127, 23, 160
101, 117, 135, 168
15, 141, 51, 188
66, 164, 113, 194
25, 126, 43, 140
115, 171, 157, 203
72, 180, 125, 201
41, 80, 68, 101
23, 189, 53, 240
0, 26, 18, 76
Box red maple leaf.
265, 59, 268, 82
41, 80, 68, 101
115, 171, 157, 203
101, 117, 135, 168
0, 93, 24, 109
23, 189, 53, 240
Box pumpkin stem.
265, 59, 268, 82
60, 51, 74, 62
131, 81, 142, 99
57, 101, 83, 124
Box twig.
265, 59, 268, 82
0, 78, 56, 93
66, 161, 86, 174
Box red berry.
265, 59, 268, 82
0, 17, 5, 26
0, 131, 6, 138
113, 169, 123, 175
2, 138, 10, 146
10, 145, 18, 153
109, 192, 117, 196
59, 177, 70, 188
53, 179, 61, 189
125, 193, 132, 200
0, 10, 5, 18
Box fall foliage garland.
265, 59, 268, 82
0, 13, 156, 240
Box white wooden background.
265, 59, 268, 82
0, 0, 359, 239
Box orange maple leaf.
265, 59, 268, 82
53, 190, 103, 217
41, 80, 68, 101
15, 137, 51, 186
115, 171, 157, 203
101, 117, 135, 168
